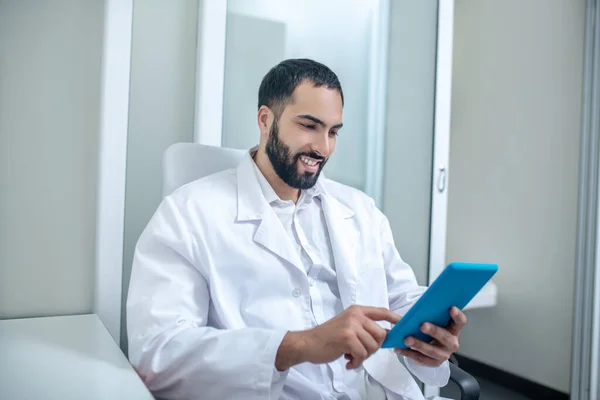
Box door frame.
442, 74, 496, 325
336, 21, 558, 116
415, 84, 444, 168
427, 0, 454, 286
193, 0, 227, 147
94, 0, 133, 343
571, 1, 600, 399
423, 2, 455, 397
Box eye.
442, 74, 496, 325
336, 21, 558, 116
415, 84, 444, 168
329, 130, 339, 137
301, 123, 316, 130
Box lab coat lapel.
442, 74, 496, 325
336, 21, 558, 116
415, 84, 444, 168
236, 154, 304, 273
320, 192, 359, 309
253, 211, 304, 273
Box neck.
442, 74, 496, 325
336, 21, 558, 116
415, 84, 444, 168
253, 149, 300, 203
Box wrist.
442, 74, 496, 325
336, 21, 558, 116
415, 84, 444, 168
275, 331, 310, 371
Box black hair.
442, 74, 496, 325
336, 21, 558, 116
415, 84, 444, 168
257, 58, 344, 117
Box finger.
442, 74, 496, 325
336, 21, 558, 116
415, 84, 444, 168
395, 348, 444, 367
404, 336, 450, 361
362, 319, 388, 346
347, 356, 361, 369
421, 322, 459, 352
448, 307, 467, 336
346, 335, 368, 369
361, 306, 401, 325
344, 353, 356, 369
356, 326, 381, 356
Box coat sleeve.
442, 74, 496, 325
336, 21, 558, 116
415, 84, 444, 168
376, 207, 450, 387
126, 196, 289, 400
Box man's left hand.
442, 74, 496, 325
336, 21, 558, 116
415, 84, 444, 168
394, 306, 466, 367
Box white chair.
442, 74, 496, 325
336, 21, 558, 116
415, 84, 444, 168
161, 142, 479, 400
162, 142, 246, 198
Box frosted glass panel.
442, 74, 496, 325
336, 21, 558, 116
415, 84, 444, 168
381, 0, 438, 285
222, 0, 382, 191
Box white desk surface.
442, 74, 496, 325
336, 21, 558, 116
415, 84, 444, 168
0, 314, 154, 400
464, 280, 498, 310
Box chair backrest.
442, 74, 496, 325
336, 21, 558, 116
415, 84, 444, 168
162, 143, 246, 197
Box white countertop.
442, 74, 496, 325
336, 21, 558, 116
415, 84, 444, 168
0, 314, 154, 400
464, 280, 498, 310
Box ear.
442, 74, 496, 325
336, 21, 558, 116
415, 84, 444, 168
257, 106, 272, 140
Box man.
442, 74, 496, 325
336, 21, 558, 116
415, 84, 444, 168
127, 59, 466, 400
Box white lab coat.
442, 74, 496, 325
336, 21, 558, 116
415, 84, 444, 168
126, 153, 450, 400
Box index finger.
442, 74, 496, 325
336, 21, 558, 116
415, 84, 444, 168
362, 306, 401, 324
448, 306, 467, 335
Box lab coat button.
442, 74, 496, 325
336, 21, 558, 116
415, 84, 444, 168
292, 288, 302, 298
309, 279, 316, 287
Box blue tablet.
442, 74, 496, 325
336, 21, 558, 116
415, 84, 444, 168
381, 262, 498, 349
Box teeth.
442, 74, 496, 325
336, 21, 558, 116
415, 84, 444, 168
301, 156, 318, 166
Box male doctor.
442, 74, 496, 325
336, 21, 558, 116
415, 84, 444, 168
126, 59, 466, 400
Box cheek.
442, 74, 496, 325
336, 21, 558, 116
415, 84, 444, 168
286, 133, 312, 153
278, 125, 302, 144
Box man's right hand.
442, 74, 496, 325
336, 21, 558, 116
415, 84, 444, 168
275, 305, 401, 371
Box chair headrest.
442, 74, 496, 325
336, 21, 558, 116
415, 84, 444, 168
162, 143, 246, 197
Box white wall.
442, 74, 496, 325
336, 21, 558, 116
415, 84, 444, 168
120, 0, 199, 351
381, 0, 439, 286
0, 0, 104, 318
446, 0, 585, 392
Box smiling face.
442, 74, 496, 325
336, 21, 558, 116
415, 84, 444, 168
260, 81, 343, 190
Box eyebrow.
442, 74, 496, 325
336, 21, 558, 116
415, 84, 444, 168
296, 114, 343, 130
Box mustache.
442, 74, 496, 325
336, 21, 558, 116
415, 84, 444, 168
295, 151, 326, 161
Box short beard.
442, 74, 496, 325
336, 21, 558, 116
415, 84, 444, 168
265, 119, 327, 190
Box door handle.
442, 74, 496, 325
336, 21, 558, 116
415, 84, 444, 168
437, 165, 447, 193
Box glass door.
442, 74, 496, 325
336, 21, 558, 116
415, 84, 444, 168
194, 2, 453, 396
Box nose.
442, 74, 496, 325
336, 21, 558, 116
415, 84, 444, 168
312, 131, 333, 158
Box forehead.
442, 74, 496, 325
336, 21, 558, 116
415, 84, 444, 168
281, 82, 343, 122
